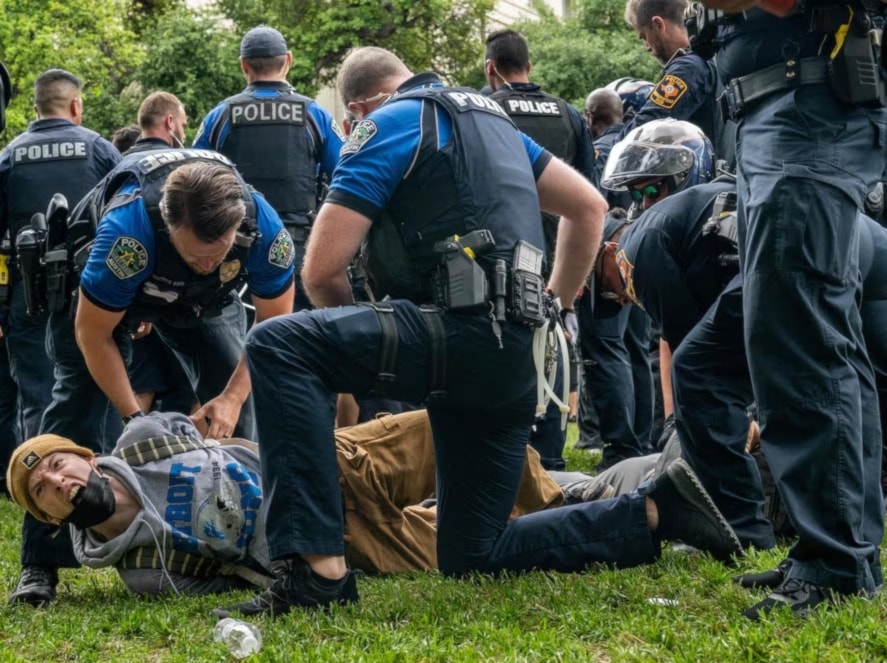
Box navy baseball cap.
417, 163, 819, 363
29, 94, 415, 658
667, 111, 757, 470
240, 26, 288, 58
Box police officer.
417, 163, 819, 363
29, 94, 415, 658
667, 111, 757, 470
585, 88, 631, 209
600, 145, 887, 597
207, 46, 744, 618
1, 69, 121, 606
193, 25, 344, 311
692, 0, 886, 618
117, 92, 198, 417
622, 0, 731, 163
600, 121, 776, 553
0, 70, 120, 444
484, 28, 597, 470
21, 152, 295, 607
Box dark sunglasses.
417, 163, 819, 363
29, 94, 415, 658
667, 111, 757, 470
629, 179, 667, 203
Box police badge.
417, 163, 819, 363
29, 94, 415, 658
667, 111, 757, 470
219, 260, 241, 283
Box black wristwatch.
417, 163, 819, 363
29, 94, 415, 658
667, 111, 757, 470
122, 410, 146, 426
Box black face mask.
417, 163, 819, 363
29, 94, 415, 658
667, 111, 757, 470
63, 470, 116, 529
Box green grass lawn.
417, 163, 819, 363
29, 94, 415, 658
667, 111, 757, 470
2, 426, 886, 662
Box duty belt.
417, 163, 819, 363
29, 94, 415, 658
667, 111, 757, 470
721, 57, 829, 121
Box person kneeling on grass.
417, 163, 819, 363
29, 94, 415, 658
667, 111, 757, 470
6, 409, 741, 600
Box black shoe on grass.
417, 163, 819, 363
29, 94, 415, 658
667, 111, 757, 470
734, 559, 792, 590
742, 578, 835, 620
211, 557, 358, 619
8, 565, 58, 607
647, 458, 743, 562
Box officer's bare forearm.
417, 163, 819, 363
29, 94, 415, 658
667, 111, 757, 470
536, 159, 605, 302
659, 338, 675, 417
220, 357, 251, 406
304, 271, 353, 309
78, 333, 141, 418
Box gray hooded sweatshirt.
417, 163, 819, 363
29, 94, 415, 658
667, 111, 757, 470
71, 411, 272, 595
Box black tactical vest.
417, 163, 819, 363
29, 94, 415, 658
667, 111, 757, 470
81, 149, 258, 328
489, 85, 578, 164
368, 86, 545, 301
6, 123, 105, 238
210, 84, 318, 225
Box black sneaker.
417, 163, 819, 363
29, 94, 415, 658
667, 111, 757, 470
211, 557, 359, 619
742, 578, 835, 620
734, 559, 792, 590
8, 565, 58, 607
646, 458, 743, 562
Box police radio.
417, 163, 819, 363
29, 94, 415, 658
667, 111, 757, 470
15, 193, 70, 316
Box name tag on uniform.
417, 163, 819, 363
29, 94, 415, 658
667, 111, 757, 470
505, 99, 562, 116
230, 100, 306, 125
13, 141, 87, 163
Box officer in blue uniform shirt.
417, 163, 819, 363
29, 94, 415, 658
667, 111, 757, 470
209, 46, 745, 619
484, 28, 598, 471
694, 0, 886, 618
622, 0, 729, 161
193, 25, 344, 311
0, 70, 121, 607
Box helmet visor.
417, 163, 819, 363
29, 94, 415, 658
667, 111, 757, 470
601, 140, 695, 191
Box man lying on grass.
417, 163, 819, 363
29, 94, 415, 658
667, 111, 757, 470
6, 409, 740, 599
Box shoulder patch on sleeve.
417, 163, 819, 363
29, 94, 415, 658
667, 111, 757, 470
340, 119, 378, 156
615, 248, 641, 308
105, 236, 148, 280
649, 75, 689, 110
268, 228, 295, 269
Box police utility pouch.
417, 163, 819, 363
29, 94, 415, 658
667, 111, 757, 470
827, 7, 887, 107
431, 230, 495, 311
510, 241, 546, 327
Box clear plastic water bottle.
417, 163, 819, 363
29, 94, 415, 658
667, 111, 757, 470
212, 618, 262, 659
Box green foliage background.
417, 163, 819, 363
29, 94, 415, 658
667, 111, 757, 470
0, 0, 659, 146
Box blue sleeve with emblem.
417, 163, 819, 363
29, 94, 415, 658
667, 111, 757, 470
622, 219, 702, 350
245, 193, 296, 299
307, 102, 344, 179
79, 188, 155, 311
620, 56, 714, 138
192, 103, 228, 150
325, 100, 427, 218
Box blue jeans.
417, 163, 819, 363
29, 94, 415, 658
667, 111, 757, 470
246, 301, 658, 575
672, 275, 775, 550
7, 280, 54, 439
737, 84, 884, 593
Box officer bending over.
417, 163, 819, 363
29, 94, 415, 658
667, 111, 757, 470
194, 25, 344, 311
210, 46, 742, 619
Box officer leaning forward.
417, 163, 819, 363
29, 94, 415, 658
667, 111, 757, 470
13, 149, 295, 607
697, 0, 886, 618
1, 70, 121, 607
484, 29, 597, 472
622, 0, 735, 164
193, 25, 344, 311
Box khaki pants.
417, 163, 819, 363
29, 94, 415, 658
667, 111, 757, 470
334, 410, 564, 573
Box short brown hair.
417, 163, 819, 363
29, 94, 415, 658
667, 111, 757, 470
625, 0, 688, 28
337, 46, 411, 106
160, 161, 246, 243
243, 54, 288, 78
484, 30, 530, 75
138, 91, 185, 131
